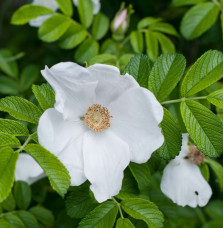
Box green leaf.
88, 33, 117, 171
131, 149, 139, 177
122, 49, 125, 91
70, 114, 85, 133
221, 13, 223, 39
55, 0, 73, 16
92, 13, 109, 40
119, 54, 135, 67
145, 29, 158, 61
156, 33, 175, 54
148, 53, 186, 101
78, 201, 118, 228
4, 214, 26, 228
0, 147, 19, 202
38, 14, 72, 42
59, 21, 87, 49
121, 198, 164, 228
200, 163, 210, 182
0, 49, 18, 78
24, 144, 70, 197
205, 158, 223, 191
11, 5, 54, 25
180, 2, 220, 40
0, 133, 21, 147
180, 50, 223, 97
123, 54, 153, 88
129, 162, 151, 192
130, 31, 144, 54
20, 65, 39, 91
157, 108, 182, 160
150, 22, 179, 37
65, 182, 98, 218
2, 192, 16, 211
29, 206, 54, 226
77, 0, 93, 28
0, 119, 29, 136
180, 100, 223, 157
17, 211, 39, 228
116, 218, 135, 228
14, 181, 31, 210
0, 76, 19, 95
137, 17, 162, 30
89, 54, 116, 66
0, 96, 42, 124
207, 89, 223, 109
0, 219, 13, 228
172, 0, 206, 7
205, 200, 223, 219
202, 220, 223, 228
32, 84, 55, 111
74, 38, 99, 64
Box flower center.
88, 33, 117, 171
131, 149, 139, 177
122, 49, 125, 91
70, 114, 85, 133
188, 145, 206, 165
84, 104, 112, 132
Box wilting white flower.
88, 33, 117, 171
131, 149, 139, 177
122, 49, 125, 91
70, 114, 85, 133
73, 0, 101, 15
15, 153, 45, 185
161, 134, 212, 208
29, 0, 59, 27
37, 62, 164, 202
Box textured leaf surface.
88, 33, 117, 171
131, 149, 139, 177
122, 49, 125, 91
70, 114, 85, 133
123, 54, 152, 88
24, 144, 70, 197
11, 5, 54, 25
207, 89, 223, 109
157, 108, 182, 159
0, 119, 29, 136
116, 218, 135, 228
32, 84, 55, 111
181, 100, 223, 157
148, 53, 186, 101
121, 198, 164, 228
29, 206, 54, 226
181, 50, 223, 97
180, 2, 220, 40
0, 96, 42, 124
0, 133, 21, 147
14, 181, 31, 210
0, 147, 19, 202
17, 211, 39, 228
66, 182, 98, 218
78, 201, 118, 228
38, 14, 72, 42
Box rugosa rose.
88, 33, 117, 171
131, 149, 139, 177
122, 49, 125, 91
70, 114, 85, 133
37, 63, 164, 202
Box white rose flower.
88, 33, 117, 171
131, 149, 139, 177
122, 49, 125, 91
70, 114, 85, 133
73, 0, 101, 15
29, 0, 59, 27
37, 62, 164, 202
161, 134, 212, 208
15, 153, 45, 185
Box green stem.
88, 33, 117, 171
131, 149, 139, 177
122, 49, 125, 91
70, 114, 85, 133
16, 132, 36, 153
161, 96, 207, 105
112, 197, 124, 219
195, 207, 206, 225
120, 35, 130, 47
0, 211, 16, 218
5, 52, 25, 62
212, 0, 223, 13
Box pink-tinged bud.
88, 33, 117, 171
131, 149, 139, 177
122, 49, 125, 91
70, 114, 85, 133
113, 9, 128, 30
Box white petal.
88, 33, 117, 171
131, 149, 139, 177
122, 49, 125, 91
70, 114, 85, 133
15, 153, 45, 185
88, 64, 138, 106
72, 0, 100, 15
29, 15, 52, 27
109, 87, 164, 163
161, 159, 212, 207
38, 108, 86, 155
58, 136, 86, 186
177, 133, 190, 159
41, 63, 97, 120
83, 131, 130, 203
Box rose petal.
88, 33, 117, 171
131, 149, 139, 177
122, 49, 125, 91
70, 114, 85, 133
109, 87, 164, 163
88, 64, 138, 106
83, 131, 130, 202
58, 136, 86, 186
38, 108, 86, 155
15, 153, 45, 185
161, 159, 212, 207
